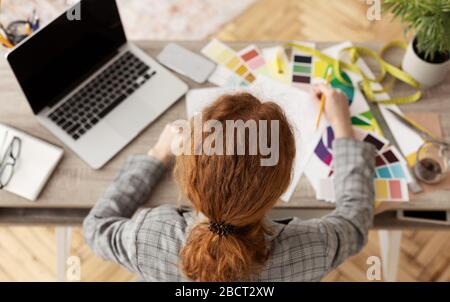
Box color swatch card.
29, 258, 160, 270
317, 178, 409, 203
355, 126, 411, 183
305, 121, 385, 188
374, 179, 409, 202
375, 146, 411, 182
352, 111, 382, 135
353, 127, 388, 152
305, 123, 410, 192
201, 39, 256, 85
262, 46, 291, 84
208, 65, 248, 87
238, 45, 269, 76
291, 42, 316, 91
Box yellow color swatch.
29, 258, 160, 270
374, 180, 389, 200
202, 41, 223, 60
235, 65, 248, 76
313, 60, 328, 79
406, 152, 417, 167
217, 49, 235, 64
226, 57, 240, 70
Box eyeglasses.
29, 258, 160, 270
0, 21, 32, 46
0, 4, 39, 48
0, 137, 22, 189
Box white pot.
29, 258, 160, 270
402, 39, 449, 88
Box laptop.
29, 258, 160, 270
6, 0, 188, 169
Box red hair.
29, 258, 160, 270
176, 93, 295, 281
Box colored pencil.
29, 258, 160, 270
315, 68, 332, 129
276, 49, 284, 74
0, 34, 13, 48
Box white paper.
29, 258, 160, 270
316, 178, 335, 203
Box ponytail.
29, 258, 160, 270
181, 222, 268, 281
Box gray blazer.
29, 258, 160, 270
83, 138, 375, 281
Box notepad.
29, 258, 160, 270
0, 124, 64, 201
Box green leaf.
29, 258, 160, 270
383, 0, 450, 59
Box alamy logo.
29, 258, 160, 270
366, 256, 382, 281
171, 114, 280, 167
67, 1, 81, 21
366, 0, 381, 21
66, 256, 81, 281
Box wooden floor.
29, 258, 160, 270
0, 0, 449, 282
215, 0, 405, 42
0, 227, 449, 282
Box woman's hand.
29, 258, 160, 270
311, 84, 354, 139
148, 123, 182, 166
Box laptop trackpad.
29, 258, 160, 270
104, 98, 156, 138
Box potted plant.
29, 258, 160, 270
383, 0, 450, 88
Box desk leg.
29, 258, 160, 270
56, 227, 73, 282
378, 230, 402, 282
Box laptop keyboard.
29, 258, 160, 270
47, 51, 157, 140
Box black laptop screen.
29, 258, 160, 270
7, 0, 127, 114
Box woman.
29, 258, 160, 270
83, 85, 375, 281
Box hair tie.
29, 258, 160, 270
208, 221, 235, 237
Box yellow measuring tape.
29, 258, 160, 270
285, 41, 422, 105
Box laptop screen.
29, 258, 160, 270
7, 0, 127, 114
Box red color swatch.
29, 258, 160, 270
389, 180, 402, 199
241, 50, 258, 61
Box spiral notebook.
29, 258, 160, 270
0, 124, 64, 201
